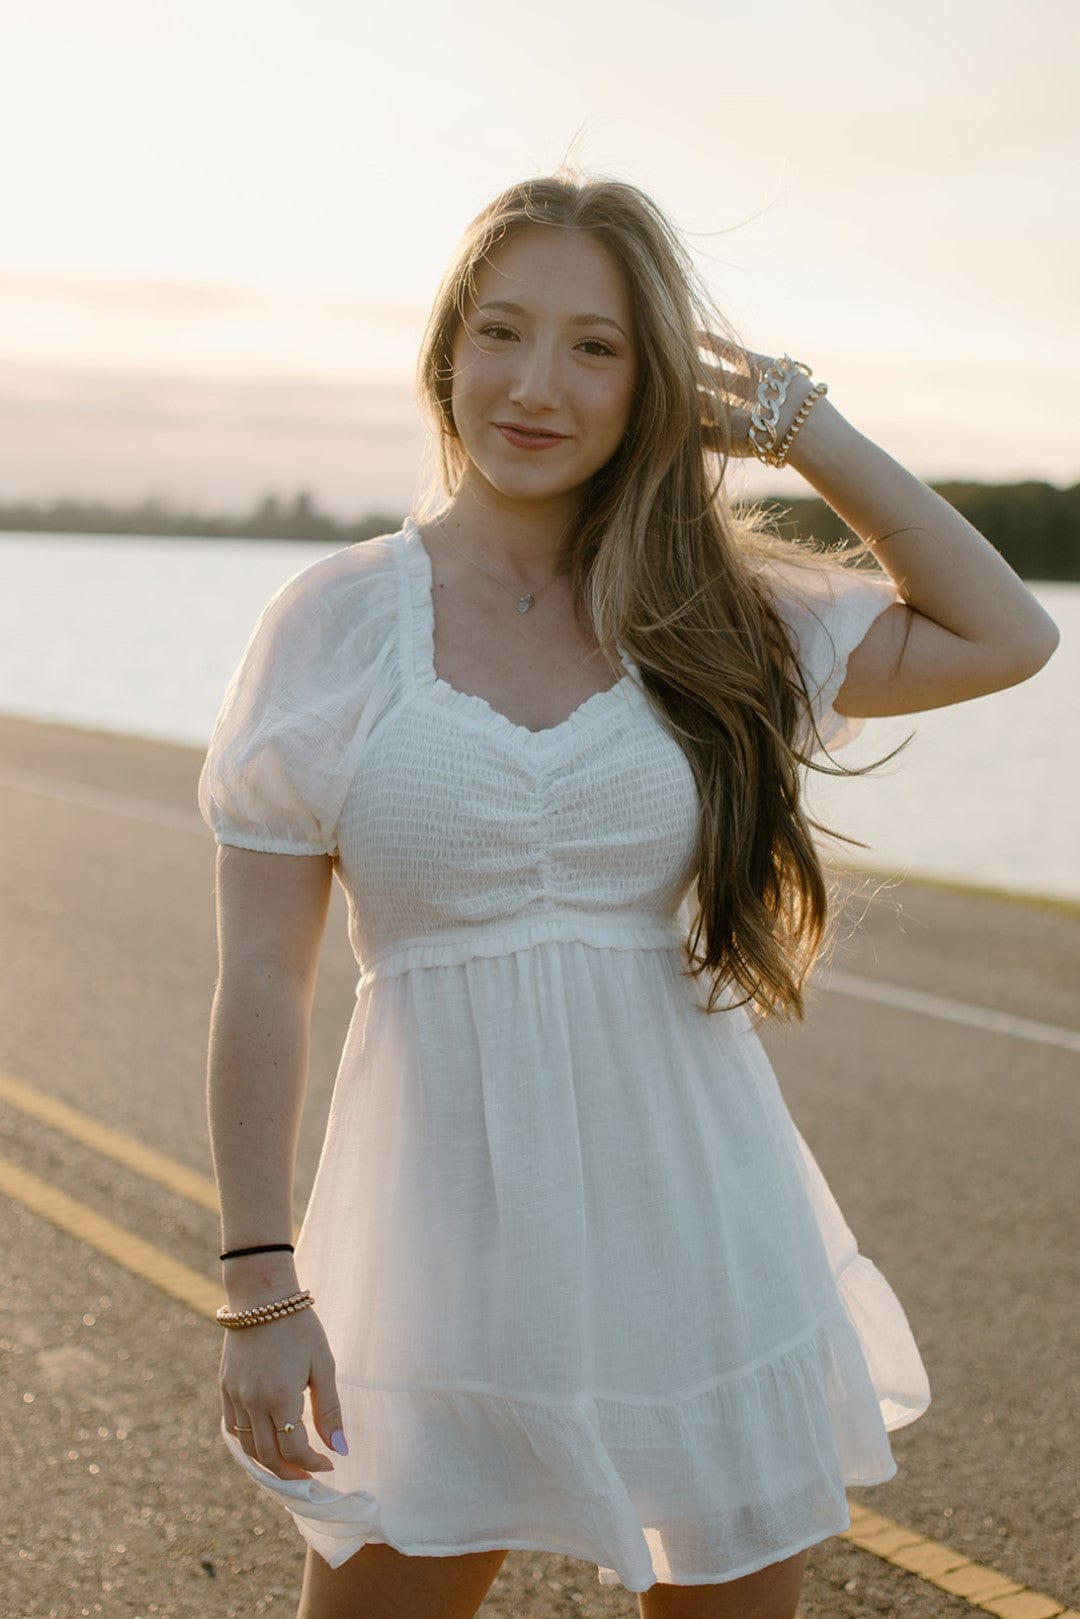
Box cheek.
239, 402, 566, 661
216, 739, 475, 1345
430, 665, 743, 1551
592, 375, 636, 438
451, 350, 501, 416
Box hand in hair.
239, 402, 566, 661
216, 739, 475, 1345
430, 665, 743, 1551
697, 333, 816, 459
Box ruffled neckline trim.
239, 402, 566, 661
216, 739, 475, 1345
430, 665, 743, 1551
398, 516, 641, 749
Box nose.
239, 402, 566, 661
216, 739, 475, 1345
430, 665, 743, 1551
507, 339, 563, 413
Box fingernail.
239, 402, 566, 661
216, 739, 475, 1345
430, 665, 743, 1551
330, 1429, 348, 1455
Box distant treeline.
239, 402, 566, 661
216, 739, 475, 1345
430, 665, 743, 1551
767, 479, 1080, 582
3, 478, 1078, 580
0, 489, 402, 547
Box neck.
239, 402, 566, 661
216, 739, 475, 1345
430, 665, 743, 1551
430, 481, 581, 586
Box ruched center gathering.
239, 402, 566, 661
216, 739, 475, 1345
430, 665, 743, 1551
197, 519, 928, 1592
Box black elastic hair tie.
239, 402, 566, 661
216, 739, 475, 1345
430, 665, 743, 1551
219, 1242, 296, 1262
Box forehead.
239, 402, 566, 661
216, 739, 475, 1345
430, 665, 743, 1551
469, 226, 631, 321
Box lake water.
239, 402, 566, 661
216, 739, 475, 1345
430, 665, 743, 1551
1, 532, 1077, 904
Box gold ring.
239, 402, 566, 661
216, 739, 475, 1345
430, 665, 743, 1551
274, 1420, 300, 1434
233, 1425, 253, 1434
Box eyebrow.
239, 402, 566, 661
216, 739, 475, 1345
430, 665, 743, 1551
475, 299, 629, 340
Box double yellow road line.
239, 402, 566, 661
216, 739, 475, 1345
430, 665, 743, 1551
0, 1067, 221, 1319
0, 1066, 1075, 1619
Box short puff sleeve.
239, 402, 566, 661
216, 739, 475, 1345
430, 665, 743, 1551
198, 540, 400, 855
759, 556, 902, 758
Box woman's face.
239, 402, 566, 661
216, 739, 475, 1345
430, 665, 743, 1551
448, 226, 637, 512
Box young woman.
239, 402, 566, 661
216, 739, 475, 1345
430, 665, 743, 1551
199, 173, 1058, 1619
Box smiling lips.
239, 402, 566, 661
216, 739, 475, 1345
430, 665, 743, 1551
495, 423, 569, 450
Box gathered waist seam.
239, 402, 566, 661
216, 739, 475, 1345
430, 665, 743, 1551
356, 911, 687, 986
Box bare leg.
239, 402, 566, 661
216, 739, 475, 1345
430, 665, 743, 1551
296, 1541, 509, 1619
637, 1547, 809, 1619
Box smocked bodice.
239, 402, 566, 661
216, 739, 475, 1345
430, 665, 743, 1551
335, 520, 702, 982
198, 515, 903, 987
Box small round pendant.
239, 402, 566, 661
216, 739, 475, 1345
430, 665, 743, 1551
515, 594, 534, 613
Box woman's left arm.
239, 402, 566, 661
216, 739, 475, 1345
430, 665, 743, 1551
706, 337, 1062, 719
780, 392, 1061, 718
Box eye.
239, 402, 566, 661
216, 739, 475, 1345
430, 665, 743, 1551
577, 338, 616, 357
478, 324, 517, 341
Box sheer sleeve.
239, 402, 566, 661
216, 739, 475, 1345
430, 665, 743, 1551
197, 539, 400, 855
759, 556, 903, 758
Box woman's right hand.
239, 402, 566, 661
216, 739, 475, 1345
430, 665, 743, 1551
220, 1304, 346, 1481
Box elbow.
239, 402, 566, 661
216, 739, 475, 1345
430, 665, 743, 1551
993, 619, 1060, 692
1018, 612, 1060, 677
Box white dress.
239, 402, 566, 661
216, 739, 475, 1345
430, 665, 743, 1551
198, 516, 930, 1593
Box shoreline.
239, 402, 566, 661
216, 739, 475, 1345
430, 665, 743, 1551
2, 708, 1078, 919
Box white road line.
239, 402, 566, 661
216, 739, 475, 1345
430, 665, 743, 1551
822, 968, 1080, 1054
0, 763, 205, 834
2, 762, 1078, 1057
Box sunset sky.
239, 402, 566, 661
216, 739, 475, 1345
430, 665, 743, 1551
2, 0, 1077, 520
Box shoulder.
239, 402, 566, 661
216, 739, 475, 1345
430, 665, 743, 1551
751, 552, 903, 755
248, 530, 402, 659
263, 530, 400, 620
218, 529, 405, 711
752, 553, 898, 652
754, 551, 866, 612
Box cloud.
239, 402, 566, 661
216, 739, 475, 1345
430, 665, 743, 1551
0, 270, 431, 388
0, 364, 431, 515
0, 267, 430, 329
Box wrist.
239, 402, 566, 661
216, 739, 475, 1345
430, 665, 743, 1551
222, 1250, 301, 1310
783, 394, 849, 479
772, 372, 817, 443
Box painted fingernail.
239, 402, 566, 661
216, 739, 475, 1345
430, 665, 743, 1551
330, 1429, 348, 1455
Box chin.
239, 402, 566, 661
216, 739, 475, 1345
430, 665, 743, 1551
488, 476, 590, 508
474, 458, 578, 497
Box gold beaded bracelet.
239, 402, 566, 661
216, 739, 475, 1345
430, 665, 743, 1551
769, 382, 829, 469
217, 1288, 314, 1330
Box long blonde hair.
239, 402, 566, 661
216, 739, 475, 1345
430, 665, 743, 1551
413, 171, 913, 1022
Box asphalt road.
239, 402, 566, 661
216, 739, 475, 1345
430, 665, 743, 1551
0, 713, 1077, 1619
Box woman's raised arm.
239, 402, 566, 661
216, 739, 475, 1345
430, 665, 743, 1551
701, 336, 1060, 719
784, 393, 1060, 718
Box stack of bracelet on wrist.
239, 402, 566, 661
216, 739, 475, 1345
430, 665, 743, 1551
748, 354, 829, 469
217, 1242, 309, 1330
217, 1289, 314, 1330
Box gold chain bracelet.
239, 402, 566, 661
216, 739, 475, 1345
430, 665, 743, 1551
748, 354, 811, 464
217, 1288, 314, 1330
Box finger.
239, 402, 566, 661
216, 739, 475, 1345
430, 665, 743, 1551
698, 336, 773, 387
232, 1405, 259, 1462
250, 1410, 307, 1480
698, 392, 733, 445
696, 333, 780, 377
219, 1342, 240, 1435
223, 1389, 256, 1447
723, 414, 757, 457
221, 1387, 238, 1432
696, 330, 742, 359
272, 1412, 334, 1475
701, 363, 755, 402
310, 1359, 348, 1456
702, 419, 749, 456
697, 396, 729, 437
307, 1353, 346, 1457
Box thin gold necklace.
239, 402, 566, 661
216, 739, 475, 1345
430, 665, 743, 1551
434, 526, 563, 615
